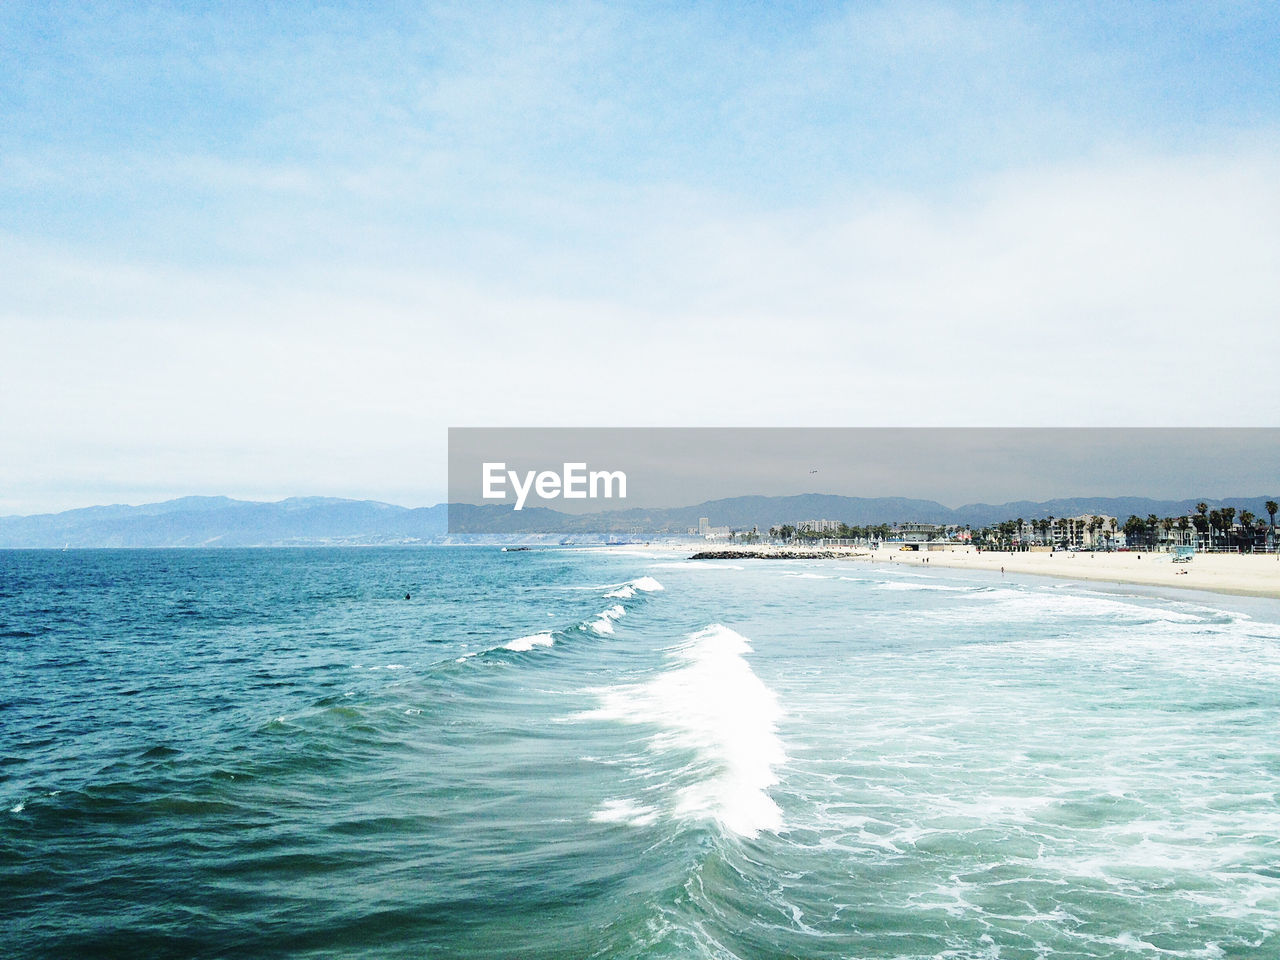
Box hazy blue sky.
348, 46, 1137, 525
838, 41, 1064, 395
3, 2, 1279, 513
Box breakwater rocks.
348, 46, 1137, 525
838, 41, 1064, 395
690, 550, 868, 560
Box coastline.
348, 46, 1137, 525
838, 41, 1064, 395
611, 542, 1280, 600
860, 546, 1280, 600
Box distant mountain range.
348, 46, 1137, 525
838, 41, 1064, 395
2, 493, 1277, 547
0, 497, 449, 548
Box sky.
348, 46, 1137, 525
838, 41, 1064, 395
2, 1, 1279, 514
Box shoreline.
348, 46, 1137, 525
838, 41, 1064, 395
620, 542, 1280, 600
860, 546, 1280, 600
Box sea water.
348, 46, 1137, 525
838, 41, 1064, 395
2, 547, 1279, 958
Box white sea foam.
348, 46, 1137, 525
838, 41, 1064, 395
589, 605, 626, 635
603, 576, 664, 598
581, 624, 786, 838
504, 632, 555, 652
944, 587, 1204, 623
591, 797, 659, 827
9, 802, 24, 814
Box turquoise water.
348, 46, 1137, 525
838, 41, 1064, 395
2, 547, 1280, 958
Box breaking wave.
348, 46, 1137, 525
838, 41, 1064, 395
582, 624, 785, 839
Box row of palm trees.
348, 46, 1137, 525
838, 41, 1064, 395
759, 503, 1280, 551
981, 502, 1280, 552
1076, 504, 1278, 552
767, 522, 896, 542
980, 515, 1116, 551
1181, 500, 1279, 551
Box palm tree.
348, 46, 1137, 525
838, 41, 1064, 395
1241, 511, 1256, 552
1192, 511, 1209, 549
1222, 507, 1237, 550
1209, 509, 1223, 550
1267, 501, 1278, 546
1000, 520, 1017, 549
1123, 515, 1144, 549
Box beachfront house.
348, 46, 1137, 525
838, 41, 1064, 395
1001, 515, 1118, 550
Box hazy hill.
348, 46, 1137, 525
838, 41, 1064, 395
0, 497, 448, 548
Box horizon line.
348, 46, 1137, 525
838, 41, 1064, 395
7, 490, 1280, 522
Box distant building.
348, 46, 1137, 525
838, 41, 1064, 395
797, 519, 841, 534
1061, 515, 1117, 549
892, 522, 943, 543
695, 516, 731, 540
1012, 515, 1117, 549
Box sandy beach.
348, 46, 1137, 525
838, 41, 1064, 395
612, 542, 1280, 600
859, 546, 1280, 599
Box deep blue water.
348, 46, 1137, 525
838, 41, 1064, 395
3, 548, 1280, 958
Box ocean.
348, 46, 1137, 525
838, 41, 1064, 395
2, 547, 1279, 958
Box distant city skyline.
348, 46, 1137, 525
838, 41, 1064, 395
3, 4, 1279, 515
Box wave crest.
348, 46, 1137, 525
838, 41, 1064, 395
604, 576, 665, 599
503, 632, 555, 652
583, 624, 785, 838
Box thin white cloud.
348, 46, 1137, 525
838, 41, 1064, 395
3, 4, 1279, 511
3, 140, 1278, 513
